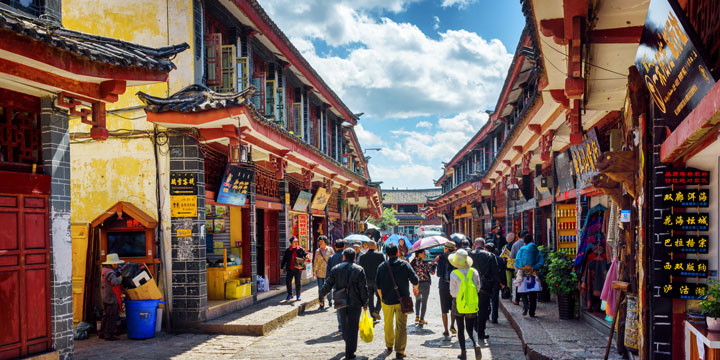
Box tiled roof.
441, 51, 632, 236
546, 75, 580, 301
137, 85, 255, 113
382, 188, 442, 204
0, 9, 188, 72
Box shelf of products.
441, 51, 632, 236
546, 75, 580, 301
556, 204, 577, 254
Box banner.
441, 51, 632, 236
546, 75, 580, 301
311, 187, 331, 211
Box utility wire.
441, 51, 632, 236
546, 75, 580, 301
539, 36, 629, 78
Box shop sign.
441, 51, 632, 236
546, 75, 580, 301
660, 282, 707, 300
662, 259, 709, 277
635, 0, 716, 128
661, 212, 709, 231
171, 195, 197, 217
170, 172, 197, 195
454, 204, 472, 217
216, 165, 254, 206
293, 191, 312, 212
176, 229, 191, 237
569, 128, 601, 188
311, 187, 331, 211
661, 235, 709, 254
661, 189, 709, 207
554, 150, 575, 194
660, 168, 710, 185
620, 210, 631, 223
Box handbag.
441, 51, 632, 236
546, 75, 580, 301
333, 264, 353, 309
385, 260, 414, 314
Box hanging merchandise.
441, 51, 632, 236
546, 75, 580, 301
574, 204, 608, 312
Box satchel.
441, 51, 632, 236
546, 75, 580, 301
385, 260, 414, 314
333, 264, 353, 309
295, 255, 307, 270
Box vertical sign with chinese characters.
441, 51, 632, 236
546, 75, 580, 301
170, 172, 199, 217
297, 214, 309, 249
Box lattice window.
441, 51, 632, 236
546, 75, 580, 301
251, 55, 266, 114
255, 166, 279, 198
0, 105, 41, 170
213, 45, 236, 93
206, 33, 223, 87
328, 190, 339, 214
203, 147, 226, 193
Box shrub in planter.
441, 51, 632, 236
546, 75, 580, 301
545, 251, 578, 319
700, 279, 720, 332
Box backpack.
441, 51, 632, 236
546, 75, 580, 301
453, 268, 479, 314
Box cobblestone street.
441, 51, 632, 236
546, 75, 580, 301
75, 287, 524, 359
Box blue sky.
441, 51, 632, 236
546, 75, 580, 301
260, 0, 525, 189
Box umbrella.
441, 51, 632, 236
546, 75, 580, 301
364, 228, 381, 242
384, 234, 411, 247
409, 235, 450, 253
450, 233, 467, 245
343, 234, 373, 244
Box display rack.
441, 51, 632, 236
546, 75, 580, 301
556, 203, 577, 255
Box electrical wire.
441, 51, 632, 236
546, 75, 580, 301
539, 36, 629, 77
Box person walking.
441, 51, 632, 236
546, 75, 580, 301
280, 237, 308, 301
328, 240, 346, 333
436, 241, 458, 337
99, 254, 124, 341
484, 243, 507, 324
410, 250, 436, 327
449, 249, 482, 360
359, 241, 385, 320
398, 238, 409, 259
509, 231, 524, 305
313, 236, 335, 310
514, 233, 544, 317
492, 233, 506, 255
376, 243, 419, 359
469, 239, 500, 340
319, 248, 369, 360
500, 232, 516, 301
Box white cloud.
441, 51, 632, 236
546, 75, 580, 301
416, 121, 433, 129
441, 0, 478, 9
354, 124, 384, 146
433, 16, 440, 30
369, 163, 439, 188
437, 110, 488, 133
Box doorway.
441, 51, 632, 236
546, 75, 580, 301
263, 210, 279, 284
255, 209, 265, 279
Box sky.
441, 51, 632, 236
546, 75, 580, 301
259, 0, 526, 189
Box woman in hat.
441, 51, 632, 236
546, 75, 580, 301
449, 249, 482, 360
100, 253, 124, 341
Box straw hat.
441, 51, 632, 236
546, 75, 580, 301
449, 249, 473, 269
102, 253, 125, 265
444, 241, 457, 250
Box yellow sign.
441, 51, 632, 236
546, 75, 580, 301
285, 192, 290, 205
176, 229, 192, 237
311, 187, 331, 211
171, 195, 197, 217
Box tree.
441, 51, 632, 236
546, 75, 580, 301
369, 207, 399, 232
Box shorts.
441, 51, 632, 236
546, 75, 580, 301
439, 287, 453, 313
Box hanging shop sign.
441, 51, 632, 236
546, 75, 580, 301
661, 235, 709, 254
311, 187, 331, 211
660, 168, 710, 185
170, 172, 197, 195
171, 195, 197, 217
661, 188, 709, 207
569, 128, 601, 188
662, 259, 709, 278
554, 150, 576, 194
661, 212, 710, 231
660, 282, 707, 300
293, 191, 312, 212
454, 204, 472, 218
216, 165, 253, 206
635, 0, 716, 128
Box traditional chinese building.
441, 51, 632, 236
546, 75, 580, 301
381, 188, 441, 236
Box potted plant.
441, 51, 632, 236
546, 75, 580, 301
700, 279, 720, 331
545, 250, 578, 319
536, 245, 552, 302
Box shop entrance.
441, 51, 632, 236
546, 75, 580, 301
255, 209, 265, 279
263, 210, 279, 284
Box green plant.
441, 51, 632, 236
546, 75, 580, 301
537, 245, 552, 281
545, 251, 578, 295
700, 279, 720, 318
368, 207, 399, 232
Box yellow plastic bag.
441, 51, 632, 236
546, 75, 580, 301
359, 309, 374, 343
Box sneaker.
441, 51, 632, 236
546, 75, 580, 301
421, 319, 428, 325
513, 301, 520, 306
474, 345, 483, 359
442, 331, 450, 338
415, 316, 420, 323
384, 347, 393, 355
296, 296, 301, 301
285, 294, 293, 301
522, 309, 528, 316
450, 327, 457, 334
395, 353, 406, 359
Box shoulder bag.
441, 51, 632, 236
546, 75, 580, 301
333, 263, 353, 309
385, 260, 414, 314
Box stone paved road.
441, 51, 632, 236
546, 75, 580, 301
76, 287, 525, 359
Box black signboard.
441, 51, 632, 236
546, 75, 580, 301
660, 168, 710, 185
660, 282, 707, 300
635, 0, 716, 128
661, 235, 710, 254
569, 128, 601, 188
170, 172, 197, 195
661, 189, 709, 207
661, 259, 709, 277
216, 165, 254, 206
554, 151, 575, 194
661, 212, 709, 231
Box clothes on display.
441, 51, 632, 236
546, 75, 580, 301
574, 204, 608, 312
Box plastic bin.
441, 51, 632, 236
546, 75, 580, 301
125, 300, 162, 339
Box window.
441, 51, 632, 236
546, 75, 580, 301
213, 45, 236, 93
398, 204, 418, 213
1, 0, 42, 17
206, 33, 222, 87
107, 231, 147, 258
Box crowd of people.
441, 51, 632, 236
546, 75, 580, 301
277, 230, 544, 360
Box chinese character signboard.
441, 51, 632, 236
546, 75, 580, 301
661, 235, 710, 254
293, 191, 312, 212
554, 150, 576, 194
660, 282, 707, 300
569, 128, 601, 188
297, 214, 309, 249
311, 187, 331, 211
170, 172, 197, 195
171, 195, 197, 217
661, 189, 709, 207
660, 168, 710, 185
661, 259, 709, 277
661, 212, 709, 231
216, 165, 254, 206
634, 0, 716, 128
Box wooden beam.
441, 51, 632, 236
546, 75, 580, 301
588, 27, 643, 44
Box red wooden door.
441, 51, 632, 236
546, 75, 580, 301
264, 211, 279, 284
0, 193, 51, 360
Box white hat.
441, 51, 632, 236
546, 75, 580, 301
449, 249, 473, 269
102, 253, 125, 265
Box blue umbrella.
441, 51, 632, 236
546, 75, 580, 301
383, 234, 413, 258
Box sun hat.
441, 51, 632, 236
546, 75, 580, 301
102, 253, 125, 265
444, 241, 457, 250
449, 249, 473, 269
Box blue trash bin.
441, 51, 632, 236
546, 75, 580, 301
125, 300, 161, 339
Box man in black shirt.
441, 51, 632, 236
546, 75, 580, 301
435, 241, 457, 337
469, 241, 503, 339
359, 241, 384, 320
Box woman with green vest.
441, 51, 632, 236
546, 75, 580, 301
449, 249, 482, 360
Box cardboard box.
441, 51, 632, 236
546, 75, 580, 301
125, 278, 163, 301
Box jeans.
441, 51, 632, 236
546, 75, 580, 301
415, 281, 431, 320
382, 302, 408, 355
475, 291, 491, 336
456, 315, 478, 354
490, 289, 500, 322
519, 291, 538, 316
286, 269, 301, 296
317, 278, 332, 305
339, 306, 362, 358
368, 283, 381, 315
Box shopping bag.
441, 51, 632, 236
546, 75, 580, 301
359, 309, 374, 343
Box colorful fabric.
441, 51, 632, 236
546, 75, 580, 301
410, 257, 436, 283
600, 257, 619, 315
